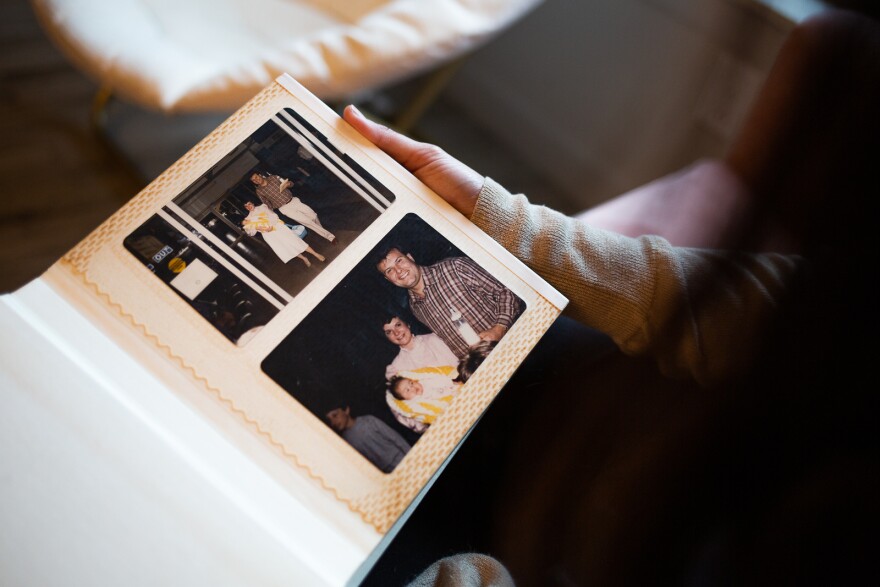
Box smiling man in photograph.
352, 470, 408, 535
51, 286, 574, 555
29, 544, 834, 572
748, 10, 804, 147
376, 246, 523, 360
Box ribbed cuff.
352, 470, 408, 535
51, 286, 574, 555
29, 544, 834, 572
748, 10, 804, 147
471, 177, 519, 235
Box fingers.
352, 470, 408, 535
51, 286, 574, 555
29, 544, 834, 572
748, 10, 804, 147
343, 104, 483, 217
343, 105, 426, 172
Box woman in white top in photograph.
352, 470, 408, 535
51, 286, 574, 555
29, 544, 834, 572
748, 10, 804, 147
242, 201, 325, 266
381, 314, 459, 380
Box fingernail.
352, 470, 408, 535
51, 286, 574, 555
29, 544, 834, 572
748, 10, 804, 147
348, 104, 362, 118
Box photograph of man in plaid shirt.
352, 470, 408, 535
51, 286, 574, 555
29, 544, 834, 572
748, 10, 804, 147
376, 246, 523, 360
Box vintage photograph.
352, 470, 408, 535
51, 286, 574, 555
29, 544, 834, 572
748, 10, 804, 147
123, 214, 283, 344
261, 213, 526, 473
123, 108, 395, 344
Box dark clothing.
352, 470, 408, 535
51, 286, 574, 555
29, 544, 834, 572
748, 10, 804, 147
342, 415, 411, 473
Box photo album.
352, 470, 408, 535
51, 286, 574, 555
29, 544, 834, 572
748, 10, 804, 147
0, 75, 568, 585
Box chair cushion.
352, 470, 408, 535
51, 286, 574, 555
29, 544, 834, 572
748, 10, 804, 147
31, 0, 542, 112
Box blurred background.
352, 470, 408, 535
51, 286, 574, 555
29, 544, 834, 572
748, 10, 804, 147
0, 0, 820, 294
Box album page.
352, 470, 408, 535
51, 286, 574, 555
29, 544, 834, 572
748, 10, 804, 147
22, 74, 568, 584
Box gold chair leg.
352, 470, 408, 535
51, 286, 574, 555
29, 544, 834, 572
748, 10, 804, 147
89, 85, 114, 132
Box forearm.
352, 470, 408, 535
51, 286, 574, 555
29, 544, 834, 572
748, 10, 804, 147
470, 178, 801, 385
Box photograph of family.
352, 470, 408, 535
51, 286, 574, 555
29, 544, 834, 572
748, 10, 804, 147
123, 108, 395, 345
261, 213, 526, 473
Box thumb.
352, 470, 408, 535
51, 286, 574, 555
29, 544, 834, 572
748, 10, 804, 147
343, 105, 428, 173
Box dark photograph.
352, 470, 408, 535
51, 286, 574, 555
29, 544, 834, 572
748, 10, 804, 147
123, 214, 285, 344
262, 213, 526, 473
123, 108, 395, 345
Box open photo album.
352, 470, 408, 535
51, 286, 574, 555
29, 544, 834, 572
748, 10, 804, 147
0, 75, 567, 585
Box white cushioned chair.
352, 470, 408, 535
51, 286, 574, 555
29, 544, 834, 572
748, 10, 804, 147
30, 0, 543, 114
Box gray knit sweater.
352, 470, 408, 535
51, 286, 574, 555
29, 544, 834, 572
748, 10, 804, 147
471, 178, 801, 386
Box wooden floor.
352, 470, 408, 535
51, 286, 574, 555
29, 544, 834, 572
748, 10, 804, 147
0, 0, 571, 295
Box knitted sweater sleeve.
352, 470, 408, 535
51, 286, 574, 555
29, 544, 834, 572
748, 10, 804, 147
470, 178, 802, 386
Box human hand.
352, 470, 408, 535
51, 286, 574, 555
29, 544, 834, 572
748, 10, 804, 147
478, 324, 508, 343
343, 105, 484, 217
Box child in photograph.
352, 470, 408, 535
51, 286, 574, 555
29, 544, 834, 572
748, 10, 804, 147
455, 340, 497, 384
325, 406, 410, 474
242, 201, 325, 266
385, 370, 462, 433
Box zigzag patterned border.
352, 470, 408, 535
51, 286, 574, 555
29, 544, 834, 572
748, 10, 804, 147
59, 258, 381, 531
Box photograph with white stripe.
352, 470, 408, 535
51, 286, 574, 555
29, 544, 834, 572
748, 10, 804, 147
123, 214, 284, 345
121, 109, 396, 344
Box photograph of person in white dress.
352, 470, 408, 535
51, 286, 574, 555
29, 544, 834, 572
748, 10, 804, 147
241, 201, 325, 267
250, 172, 336, 242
